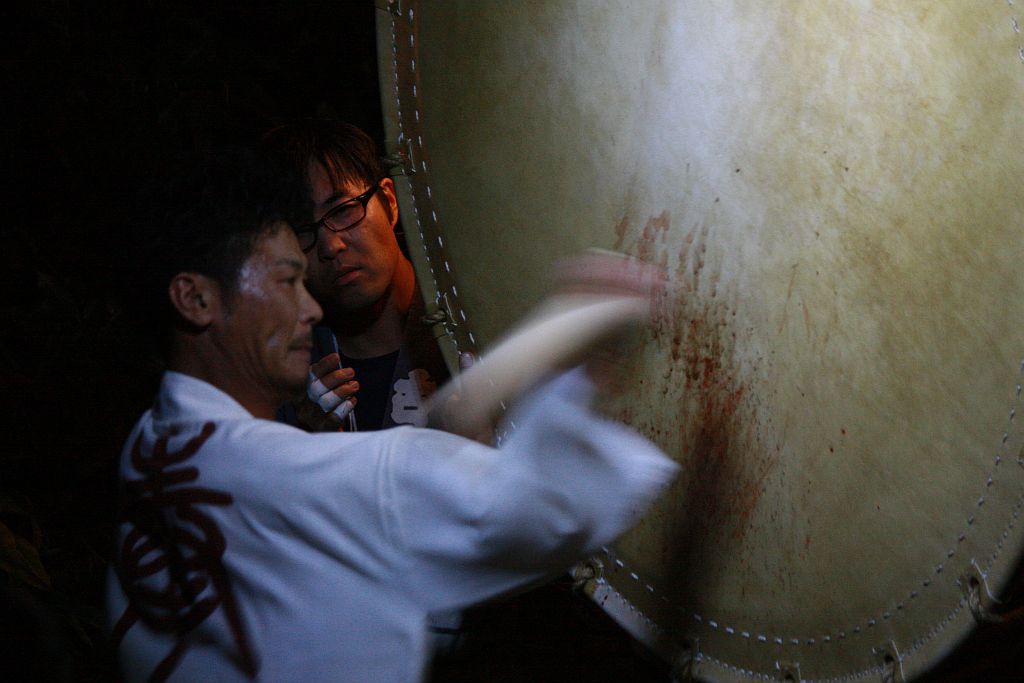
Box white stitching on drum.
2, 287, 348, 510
1012, 0, 1024, 62
395, 19, 451, 349
985, 366, 1024, 569
390, 0, 1023, 672
390, 9, 436, 325
390, 6, 472, 356
601, 495, 1001, 655
592, 577, 663, 632
599, 350, 1022, 660
698, 654, 772, 682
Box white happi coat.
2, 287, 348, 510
107, 370, 677, 683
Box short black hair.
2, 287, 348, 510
125, 145, 308, 352
261, 119, 385, 200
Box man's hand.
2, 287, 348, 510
550, 251, 666, 390
426, 250, 665, 438
432, 352, 497, 443
307, 353, 359, 423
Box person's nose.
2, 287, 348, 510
299, 281, 323, 326
317, 227, 348, 259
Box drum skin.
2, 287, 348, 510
377, 2, 1024, 680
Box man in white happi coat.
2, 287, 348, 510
107, 147, 677, 682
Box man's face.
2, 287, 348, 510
216, 226, 322, 401
305, 162, 402, 314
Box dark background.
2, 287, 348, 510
1, 2, 1022, 681
1, 2, 384, 680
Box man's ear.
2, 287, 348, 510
168, 273, 221, 327
379, 177, 399, 229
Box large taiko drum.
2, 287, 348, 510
375, 2, 1024, 680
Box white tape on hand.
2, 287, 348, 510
307, 371, 345, 413
316, 391, 345, 413
332, 399, 355, 422
307, 371, 328, 402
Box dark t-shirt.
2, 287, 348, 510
341, 350, 400, 432
279, 289, 450, 432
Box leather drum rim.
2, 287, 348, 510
376, 2, 1024, 679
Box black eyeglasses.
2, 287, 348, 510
294, 181, 382, 252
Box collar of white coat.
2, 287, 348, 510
153, 371, 253, 423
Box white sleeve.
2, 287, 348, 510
381, 369, 678, 613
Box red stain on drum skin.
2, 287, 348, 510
612, 213, 778, 558
616, 211, 672, 270
610, 213, 783, 619
620, 406, 634, 426
612, 214, 631, 251
673, 224, 775, 544
675, 307, 761, 542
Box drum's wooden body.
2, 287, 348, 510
377, 2, 1024, 679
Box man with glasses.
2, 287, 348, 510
107, 145, 677, 683
263, 120, 448, 433
264, 121, 473, 657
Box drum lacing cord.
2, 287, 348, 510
965, 575, 1024, 625
421, 310, 446, 326
570, 558, 603, 592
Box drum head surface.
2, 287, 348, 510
378, 2, 1024, 680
